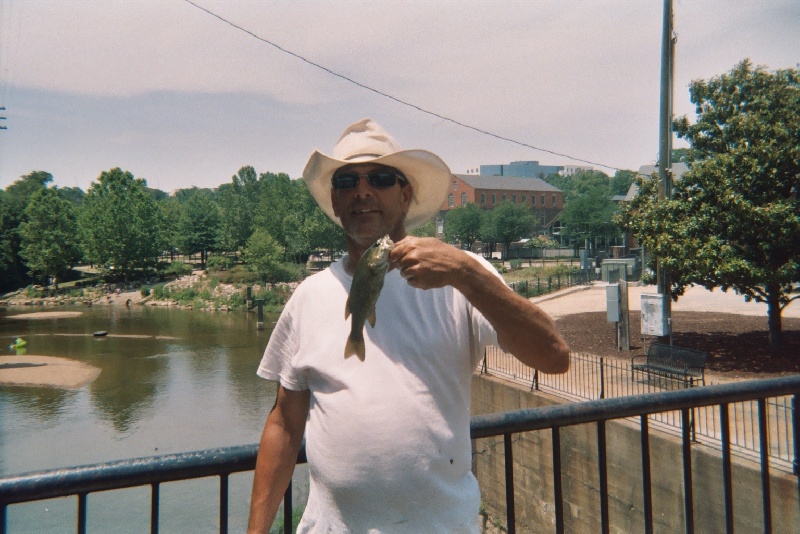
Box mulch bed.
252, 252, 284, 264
556, 311, 800, 380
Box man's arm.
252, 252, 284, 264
248, 385, 310, 534
390, 236, 569, 374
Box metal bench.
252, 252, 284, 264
631, 343, 708, 387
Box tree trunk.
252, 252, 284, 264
766, 283, 783, 348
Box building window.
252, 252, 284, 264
522, 195, 526, 205
552, 195, 557, 207
461, 193, 467, 205
541, 195, 545, 206
449, 194, 454, 207
512, 194, 517, 203
531, 195, 536, 206
491, 193, 496, 204
453, 181, 458, 190
481, 193, 486, 205
502, 194, 506, 202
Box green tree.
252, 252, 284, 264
0, 171, 53, 290
560, 184, 619, 251
409, 219, 437, 238
243, 228, 295, 285
177, 190, 221, 266
481, 201, 535, 256
293, 180, 346, 258
19, 188, 81, 287
217, 166, 259, 252
444, 203, 483, 249
620, 60, 800, 348
610, 170, 637, 196
80, 168, 163, 279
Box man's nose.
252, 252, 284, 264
353, 175, 374, 198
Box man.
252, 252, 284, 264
248, 119, 569, 533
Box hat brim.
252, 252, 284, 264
303, 149, 452, 231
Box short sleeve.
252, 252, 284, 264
256, 298, 308, 391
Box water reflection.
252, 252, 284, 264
1, 305, 277, 475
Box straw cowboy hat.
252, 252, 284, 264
303, 118, 452, 230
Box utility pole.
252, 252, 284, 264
656, 0, 675, 344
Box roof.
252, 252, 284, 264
454, 174, 561, 193
625, 162, 691, 201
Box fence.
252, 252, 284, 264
482, 348, 798, 472
507, 270, 598, 298
3, 376, 800, 533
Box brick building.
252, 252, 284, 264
439, 174, 564, 231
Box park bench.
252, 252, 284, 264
631, 343, 708, 387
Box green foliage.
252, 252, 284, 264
620, 60, 800, 347
80, 168, 164, 279
480, 201, 535, 250
409, 218, 437, 237
19, 188, 82, 286
445, 203, 483, 247
176, 190, 221, 264
560, 184, 619, 244
206, 255, 235, 271
163, 261, 193, 277
0, 171, 53, 291
525, 235, 559, 249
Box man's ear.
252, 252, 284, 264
331, 188, 341, 218
401, 183, 414, 215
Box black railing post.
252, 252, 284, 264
78, 492, 88, 534
220, 474, 229, 534
599, 357, 605, 399
640, 416, 653, 534
597, 420, 610, 534
681, 409, 695, 534
283, 479, 293, 534
793, 395, 799, 476
151, 483, 159, 534
757, 399, 772, 534
552, 427, 564, 534
720, 404, 734, 533
504, 434, 516, 534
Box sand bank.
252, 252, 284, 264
5, 311, 84, 320
0, 355, 101, 389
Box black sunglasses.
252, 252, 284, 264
331, 171, 407, 190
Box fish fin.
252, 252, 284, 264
344, 298, 351, 320
367, 307, 377, 328
344, 336, 366, 361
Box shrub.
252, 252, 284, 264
163, 261, 193, 277
206, 255, 234, 272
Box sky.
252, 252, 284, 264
0, 0, 798, 193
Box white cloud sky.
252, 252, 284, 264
0, 0, 798, 192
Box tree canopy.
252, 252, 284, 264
619, 60, 800, 348
19, 188, 81, 286
80, 168, 163, 278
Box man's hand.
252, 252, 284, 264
389, 236, 469, 290
390, 236, 569, 374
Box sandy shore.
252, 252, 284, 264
0, 355, 101, 389
5, 311, 85, 320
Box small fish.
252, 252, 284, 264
344, 235, 394, 361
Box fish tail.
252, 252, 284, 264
344, 335, 366, 361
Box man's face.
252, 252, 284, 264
330, 163, 413, 247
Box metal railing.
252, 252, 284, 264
507, 269, 597, 298
2, 376, 799, 533
483, 348, 799, 470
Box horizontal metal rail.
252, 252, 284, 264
2, 375, 799, 533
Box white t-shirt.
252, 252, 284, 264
257, 253, 500, 533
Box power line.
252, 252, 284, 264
182, 0, 635, 174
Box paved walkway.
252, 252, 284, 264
530, 282, 800, 320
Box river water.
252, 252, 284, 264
0, 304, 283, 533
